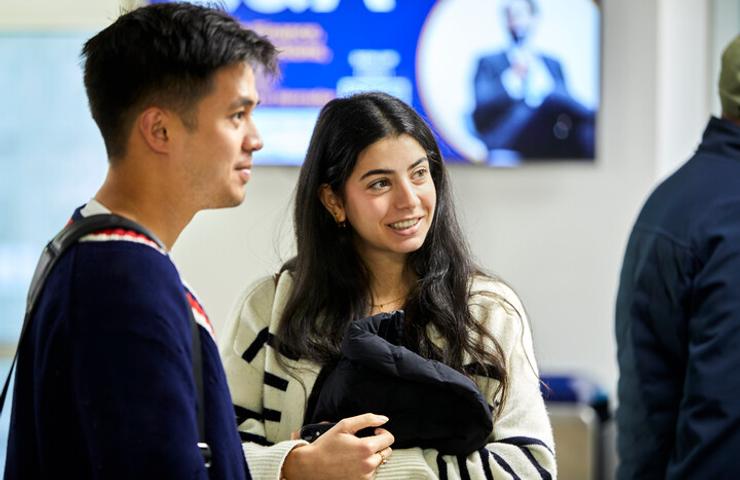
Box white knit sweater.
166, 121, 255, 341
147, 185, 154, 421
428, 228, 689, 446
219, 273, 556, 479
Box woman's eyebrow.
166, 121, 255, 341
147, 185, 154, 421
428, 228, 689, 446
407, 157, 428, 170
359, 168, 393, 180
359, 158, 428, 181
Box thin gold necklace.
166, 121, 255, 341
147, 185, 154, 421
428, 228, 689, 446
371, 293, 407, 309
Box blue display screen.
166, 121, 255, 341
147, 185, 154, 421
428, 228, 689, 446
151, 0, 601, 165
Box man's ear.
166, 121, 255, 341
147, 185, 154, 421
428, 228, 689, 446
319, 184, 346, 223
137, 107, 171, 154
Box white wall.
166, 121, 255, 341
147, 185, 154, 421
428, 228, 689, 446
171, 0, 713, 400
0, 0, 136, 30
655, 0, 710, 180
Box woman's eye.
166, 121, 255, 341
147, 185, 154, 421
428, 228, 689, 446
232, 111, 245, 121
413, 167, 428, 179
369, 179, 390, 190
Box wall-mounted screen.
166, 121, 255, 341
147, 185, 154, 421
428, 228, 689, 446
152, 0, 601, 166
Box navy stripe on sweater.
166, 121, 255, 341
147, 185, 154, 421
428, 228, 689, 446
491, 450, 521, 480
436, 453, 448, 480
495, 437, 553, 479
241, 327, 300, 362
497, 436, 554, 455
234, 405, 263, 425
517, 446, 552, 480
264, 372, 289, 391
242, 327, 269, 363
479, 448, 494, 480
457, 455, 471, 480
263, 408, 281, 423
238, 431, 273, 446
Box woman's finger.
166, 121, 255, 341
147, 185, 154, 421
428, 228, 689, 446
336, 413, 389, 435
375, 447, 392, 467
361, 427, 395, 454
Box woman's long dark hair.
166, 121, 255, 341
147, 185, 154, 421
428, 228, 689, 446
275, 92, 508, 409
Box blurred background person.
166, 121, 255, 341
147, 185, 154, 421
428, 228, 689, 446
615, 34, 740, 479
471, 0, 595, 161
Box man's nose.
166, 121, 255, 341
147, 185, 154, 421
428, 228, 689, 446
244, 123, 263, 152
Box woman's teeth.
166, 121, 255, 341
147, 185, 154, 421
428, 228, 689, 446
390, 218, 419, 230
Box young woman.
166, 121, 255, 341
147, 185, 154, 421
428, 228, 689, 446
219, 92, 556, 479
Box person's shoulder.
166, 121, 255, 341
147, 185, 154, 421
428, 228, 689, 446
230, 270, 295, 328
238, 270, 294, 304
219, 269, 299, 360
469, 274, 523, 308
636, 137, 740, 246
53, 237, 191, 341
74, 235, 176, 279
68, 236, 182, 307
468, 274, 528, 338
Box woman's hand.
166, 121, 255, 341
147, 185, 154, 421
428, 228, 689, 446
282, 413, 394, 480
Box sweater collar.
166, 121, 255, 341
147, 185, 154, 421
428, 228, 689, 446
70, 198, 111, 222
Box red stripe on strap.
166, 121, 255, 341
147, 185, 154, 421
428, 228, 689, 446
186, 292, 213, 332
92, 228, 155, 244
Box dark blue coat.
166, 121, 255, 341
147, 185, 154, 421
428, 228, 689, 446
616, 117, 740, 479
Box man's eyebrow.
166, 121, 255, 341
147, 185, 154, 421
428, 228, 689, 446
227, 97, 258, 110
358, 157, 428, 180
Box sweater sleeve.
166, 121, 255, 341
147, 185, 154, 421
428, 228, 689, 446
373, 279, 557, 480
219, 276, 308, 480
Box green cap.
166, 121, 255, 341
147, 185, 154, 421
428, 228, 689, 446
720, 34, 740, 118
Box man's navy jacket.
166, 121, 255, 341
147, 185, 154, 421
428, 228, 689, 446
616, 117, 740, 478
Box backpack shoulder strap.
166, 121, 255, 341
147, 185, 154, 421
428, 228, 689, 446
26, 214, 164, 310
2, 214, 164, 414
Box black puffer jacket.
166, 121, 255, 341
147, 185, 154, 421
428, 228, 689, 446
304, 311, 493, 455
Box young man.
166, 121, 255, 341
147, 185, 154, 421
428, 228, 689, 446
5, 3, 278, 479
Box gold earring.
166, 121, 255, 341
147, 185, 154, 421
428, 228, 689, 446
333, 214, 347, 228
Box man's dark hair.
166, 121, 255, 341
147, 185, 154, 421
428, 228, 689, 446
81, 2, 279, 160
